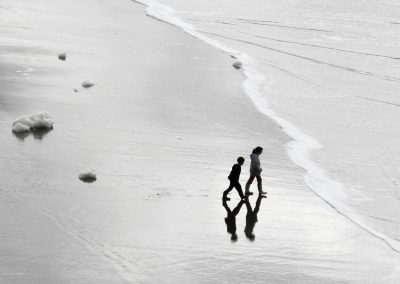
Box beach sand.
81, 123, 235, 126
1, 0, 400, 283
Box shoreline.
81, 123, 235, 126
137, 0, 400, 254
1, 0, 400, 282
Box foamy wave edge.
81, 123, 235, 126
132, 0, 400, 253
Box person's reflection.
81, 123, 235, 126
223, 199, 244, 241
244, 195, 266, 240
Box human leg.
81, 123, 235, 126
256, 175, 266, 194
233, 182, 245, 199
223, 182, 235, 200
245, 175, 255, 195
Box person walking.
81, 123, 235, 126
223, 157, 246, 201
245, 146, 267, 195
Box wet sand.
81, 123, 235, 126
1, 0, 400, 283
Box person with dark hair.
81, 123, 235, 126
223, 157, 245, 201
223, 198, 244, 241
245, 146, 267, 195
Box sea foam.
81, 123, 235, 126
58, 53, 66, 61
82, 80, 95, 88
12, 111, 54, 133
232, 60, 242, 69
79, 169, 97, 183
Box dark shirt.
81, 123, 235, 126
228, 164, 241, 181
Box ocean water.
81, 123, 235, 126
136, 0, 400, 251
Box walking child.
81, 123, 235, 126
223, 157, 245, 201
245, 146, 267, 195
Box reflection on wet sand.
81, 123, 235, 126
223, 199, 244, 241
244, 195, 265, 240
222, 194, 266, 241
